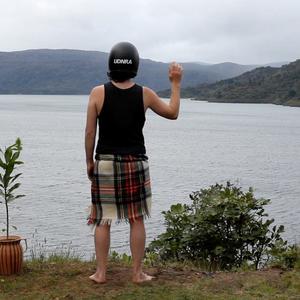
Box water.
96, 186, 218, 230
0, 95, 300, 259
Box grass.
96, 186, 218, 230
0, 256, 300, 300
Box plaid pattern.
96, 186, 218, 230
88, 154, 152, 225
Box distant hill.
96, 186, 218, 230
262, 61, 290, 68
0, 49, 257, 94
168, 60, 300, 107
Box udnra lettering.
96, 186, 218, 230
114, 59, 133, 64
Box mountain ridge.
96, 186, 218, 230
0, 49, 259, 94
175, 60, 300, 107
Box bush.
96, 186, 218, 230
147, 182, 286, 270
269, 242, 300, 269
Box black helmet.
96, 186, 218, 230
107, 42, 139, 81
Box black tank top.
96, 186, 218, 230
95, 82, 146, 155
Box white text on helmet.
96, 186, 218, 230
114, 59, 133, 64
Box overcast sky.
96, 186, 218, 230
0, 0, 299, 64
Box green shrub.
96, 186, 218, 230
147, 182, 286, 270
269, 242, 300, 269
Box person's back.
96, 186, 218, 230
85, 42, 183, 283
96, 81, 146, 155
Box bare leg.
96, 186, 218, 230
130, 217, 154, 283
89, 223, 111, 283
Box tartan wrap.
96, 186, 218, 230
88, 154, 152, 225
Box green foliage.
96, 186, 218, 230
109, 250, 132, 265
0, 138, 25, 238
147, 182, 287, 270
269, 243, 300, 270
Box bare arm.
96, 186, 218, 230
144, 62, 183, 119
85, 86, 104, 179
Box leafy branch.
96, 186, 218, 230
0, 138, 25, 239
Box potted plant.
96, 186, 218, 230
0, 138, 26, 275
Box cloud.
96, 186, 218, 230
0, 0, 299, 64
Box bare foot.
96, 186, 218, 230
132, 272, 155, 283
89, 273, 106, 284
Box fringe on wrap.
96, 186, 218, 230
87, 204, 151, 232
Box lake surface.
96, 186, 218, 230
0, 95, 300, 259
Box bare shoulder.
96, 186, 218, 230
89, 85, 105, 114
143, 86, 156, 97
143, 86, 155, 110
90, 85, 104, 99
143, 86, 158, 105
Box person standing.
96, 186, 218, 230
85, 42, 183, 283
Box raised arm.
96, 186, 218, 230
85, 86, 104, 180
143, 62, 183, 119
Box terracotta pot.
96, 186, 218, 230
0, 235, 27, 275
